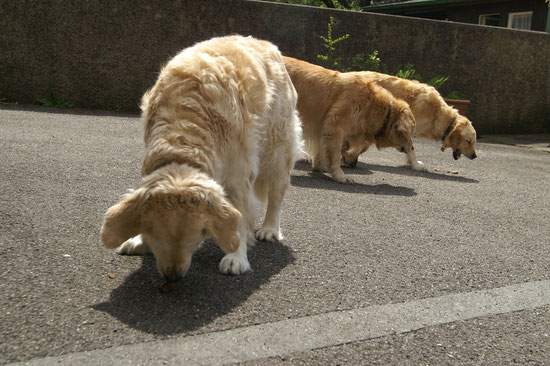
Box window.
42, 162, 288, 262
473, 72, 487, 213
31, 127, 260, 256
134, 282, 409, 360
479, 14, 501, 26
508, 11, 532, 30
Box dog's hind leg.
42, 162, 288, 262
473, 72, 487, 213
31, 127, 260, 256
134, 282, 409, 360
254, 138, 292, 241
255, 113, 299, 241
255, 172, 288, 242
309, 139, 324, 172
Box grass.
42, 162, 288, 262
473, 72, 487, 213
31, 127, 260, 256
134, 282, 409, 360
38, 91, 73, 109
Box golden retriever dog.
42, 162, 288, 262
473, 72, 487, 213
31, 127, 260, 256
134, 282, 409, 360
100, 36, 302, 282
342, 71, 477, 170
283, 56, 416, 184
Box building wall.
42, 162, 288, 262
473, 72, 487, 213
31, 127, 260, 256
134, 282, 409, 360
449, 0, 548, 31
364, 0, 549, 32
0, 0, 548, 134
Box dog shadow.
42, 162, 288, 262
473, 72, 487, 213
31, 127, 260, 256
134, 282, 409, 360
293, 160, 478, 184
92, 240, 294, 335
290, 174, 416, 197
353, 162, 479, 183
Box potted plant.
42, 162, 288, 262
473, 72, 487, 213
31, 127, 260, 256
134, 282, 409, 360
444, 91, 470, 116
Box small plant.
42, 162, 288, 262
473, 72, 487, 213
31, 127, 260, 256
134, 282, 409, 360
427, 76, 449, 90
393, 63, 419, 80
107, 105, 124, 112
317, 16, 350, 71
316, 17, 452, 92
38, 91, 73, 108
350, 50, 382, 72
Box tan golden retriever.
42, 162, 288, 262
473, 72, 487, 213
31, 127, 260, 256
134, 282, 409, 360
342, 72, 477, 170
100, 36, 302, 282
283, 56, 416, 183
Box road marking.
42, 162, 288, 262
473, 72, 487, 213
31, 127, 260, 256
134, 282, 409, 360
12, 280, 550, 366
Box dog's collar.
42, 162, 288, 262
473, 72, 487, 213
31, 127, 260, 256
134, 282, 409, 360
441, 117, 457, 143
376, 102, 393, 138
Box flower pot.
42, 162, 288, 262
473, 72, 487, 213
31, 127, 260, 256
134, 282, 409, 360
444, 98, 470, 116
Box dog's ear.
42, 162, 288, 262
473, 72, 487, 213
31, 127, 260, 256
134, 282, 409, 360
100, 188, 146, 249
397, 108, 416, 131
204, 192, 241, 254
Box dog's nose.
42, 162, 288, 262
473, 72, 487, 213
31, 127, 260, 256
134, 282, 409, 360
163, 269, 183, 282
164, 273, 182, 282
471, 153, 477, 159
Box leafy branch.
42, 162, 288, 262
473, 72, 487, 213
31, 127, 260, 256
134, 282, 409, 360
317, 16, 350, 70
316, 17, 451, 92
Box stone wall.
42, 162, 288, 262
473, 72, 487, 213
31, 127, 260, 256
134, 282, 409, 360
1, 0, 548, 134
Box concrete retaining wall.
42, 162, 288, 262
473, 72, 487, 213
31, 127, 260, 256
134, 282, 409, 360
1, 0, 548, 134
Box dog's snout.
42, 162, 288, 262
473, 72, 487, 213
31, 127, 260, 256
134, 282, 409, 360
164, 274, 182, 282
471, 153, 477, 159
347, 159, 358, 168
163, 268, 183, 282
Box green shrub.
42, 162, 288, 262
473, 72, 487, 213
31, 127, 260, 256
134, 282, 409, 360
350, 50, 382, 72
38, 91, 73, 108
316, 17, 451, 91
317, 16, 350, 71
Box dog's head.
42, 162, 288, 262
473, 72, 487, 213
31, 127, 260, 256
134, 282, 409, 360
375, 100, 416, 153
442, 115, 477, 160
100, 164, 240, 281
341, 139, 364, 168
342, 100, 416, 167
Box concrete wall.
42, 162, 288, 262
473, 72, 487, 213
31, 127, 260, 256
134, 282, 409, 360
1, 0, 548, 134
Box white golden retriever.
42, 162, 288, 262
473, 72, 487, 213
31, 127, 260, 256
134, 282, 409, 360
100, 36, 302, 282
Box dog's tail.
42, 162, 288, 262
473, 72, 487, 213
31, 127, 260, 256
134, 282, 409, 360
292, 111, 307, 162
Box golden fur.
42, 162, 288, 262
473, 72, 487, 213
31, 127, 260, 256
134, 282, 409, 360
283, 56, 416, 183
343, 71, 477, 170
101, 36, 302, 280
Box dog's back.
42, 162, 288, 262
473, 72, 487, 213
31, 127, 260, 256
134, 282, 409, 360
142, 37, 301, 182
358, 71, 477, 161
357, 71, 456, 140
282, 56, 342, 136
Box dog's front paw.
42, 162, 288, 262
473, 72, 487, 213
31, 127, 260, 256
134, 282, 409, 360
219, 253, 251, 275
411, 161, 428, 172
333, 173, 355, 184
256, 226, 283, 242
116, 236, 151, 255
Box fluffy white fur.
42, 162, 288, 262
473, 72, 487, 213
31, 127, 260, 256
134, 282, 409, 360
101, 35, 302, 280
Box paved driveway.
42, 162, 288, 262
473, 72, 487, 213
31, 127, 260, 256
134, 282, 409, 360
1, 106, 549, 365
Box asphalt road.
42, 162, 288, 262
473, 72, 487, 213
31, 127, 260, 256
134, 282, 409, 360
1, 106, 549, 365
